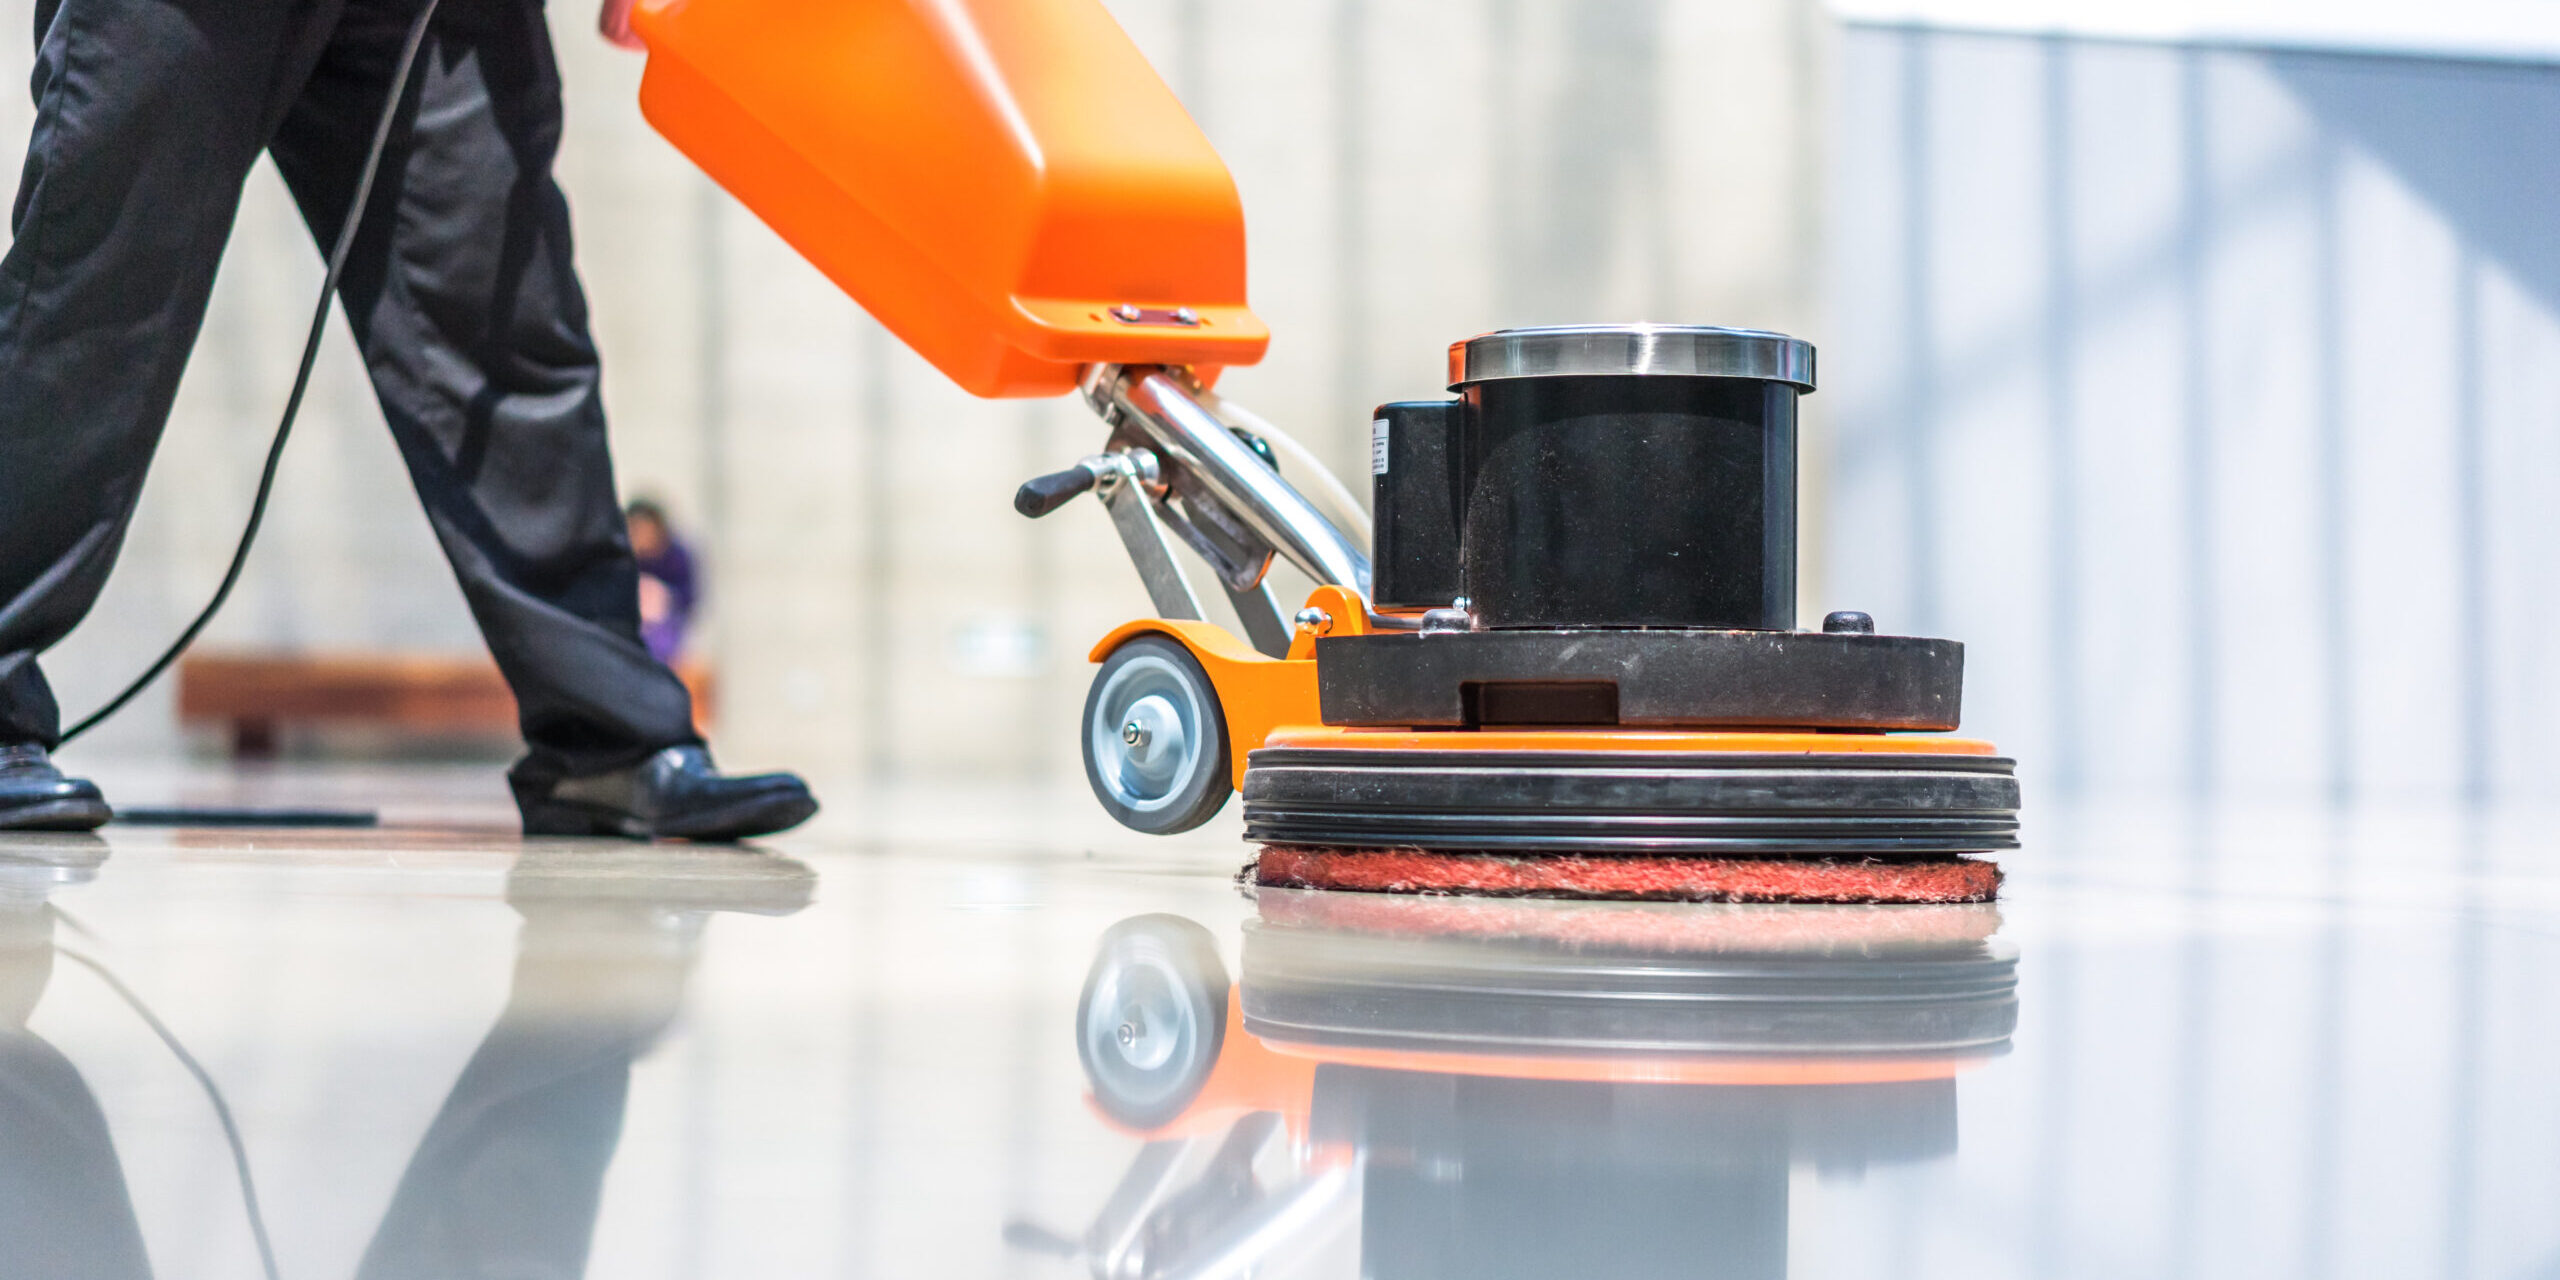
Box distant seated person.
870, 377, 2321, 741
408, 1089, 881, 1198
625, 500, 698, 664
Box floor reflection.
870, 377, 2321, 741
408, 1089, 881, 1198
1031, 891, 2018, 1280
0, 843, 811, 1279
0, 839, 147, 1280
10, 788, 2549, 1277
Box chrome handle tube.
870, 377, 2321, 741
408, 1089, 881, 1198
1096, 366, 1374, 598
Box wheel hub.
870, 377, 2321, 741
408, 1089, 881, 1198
1111, 694, 1187, 786
1090, 654, 1207, 814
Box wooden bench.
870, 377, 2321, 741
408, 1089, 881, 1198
177, 652, 714, 756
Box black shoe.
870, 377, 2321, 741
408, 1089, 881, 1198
0, 745, 111, 832
514, 745, 817, 842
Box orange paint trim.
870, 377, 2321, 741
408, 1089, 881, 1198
1088, 618, 1319, 790
1253, 1039, 1991, 1086
1106, 998, 1989, 1140
1260, 724, 2002, 756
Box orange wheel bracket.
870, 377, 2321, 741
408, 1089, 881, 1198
1090, 614, 1321, 791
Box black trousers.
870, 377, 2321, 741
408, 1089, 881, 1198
0, 0, 698, 781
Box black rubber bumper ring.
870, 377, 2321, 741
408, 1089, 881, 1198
1240, 747, 2021, 856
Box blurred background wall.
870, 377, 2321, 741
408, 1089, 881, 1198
9, 0, 2556, 807
1825, 29, 2560, 807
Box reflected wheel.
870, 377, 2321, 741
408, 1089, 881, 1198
1077, 914, 1232, 1128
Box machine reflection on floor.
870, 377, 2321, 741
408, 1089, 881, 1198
6, 774, 2558, 1278
1023, 892, 2017, 1280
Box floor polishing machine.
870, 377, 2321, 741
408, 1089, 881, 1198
629, 0, 2019, 899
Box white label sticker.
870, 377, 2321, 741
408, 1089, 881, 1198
1371, 417, 1391, 475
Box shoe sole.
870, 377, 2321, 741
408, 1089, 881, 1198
0, 798, 113, 832
520, 792, 819, 843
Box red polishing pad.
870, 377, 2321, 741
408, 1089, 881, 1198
1252, 888, 2003, 952
1254, 845, 2000, 904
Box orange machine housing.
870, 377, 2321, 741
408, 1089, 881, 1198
631, 0, 1270, 397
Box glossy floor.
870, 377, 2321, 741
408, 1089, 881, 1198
5, 763, 2557, 1279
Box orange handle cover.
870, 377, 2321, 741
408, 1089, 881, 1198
631, 0, 1269, 397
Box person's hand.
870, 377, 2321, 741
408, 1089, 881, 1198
638, 573, 673, 626
599, 0, 644, 50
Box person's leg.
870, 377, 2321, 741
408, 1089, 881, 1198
266, 0, 814, 839
353, 904, 694, 1279
0, 0, 335, 827
265, 0, 698, 785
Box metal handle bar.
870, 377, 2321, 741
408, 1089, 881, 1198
1085, 365, 1373, 598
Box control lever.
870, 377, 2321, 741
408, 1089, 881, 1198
1014, 460, 1107, 518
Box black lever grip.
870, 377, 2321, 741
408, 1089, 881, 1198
1014, 464, 1099, 518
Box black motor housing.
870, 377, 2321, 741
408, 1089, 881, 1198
1461, 374, 1795, 629
1368, 399, 1465, 610
1370, 324, 1815, 628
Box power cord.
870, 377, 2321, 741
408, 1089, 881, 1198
32, 11, 442, 1276
55, 941, 285, 1280
60, 0, 444, 745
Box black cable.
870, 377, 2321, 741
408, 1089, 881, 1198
56, 942, 285, 1280
60, 0, 444, 745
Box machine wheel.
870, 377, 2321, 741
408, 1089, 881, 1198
1082, 635, 1233, 834
1077, 914, 1232, 1129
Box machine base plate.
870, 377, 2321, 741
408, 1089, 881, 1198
1241, 745, 2020, 856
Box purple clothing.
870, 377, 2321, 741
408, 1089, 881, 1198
636, 538, 699, 663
